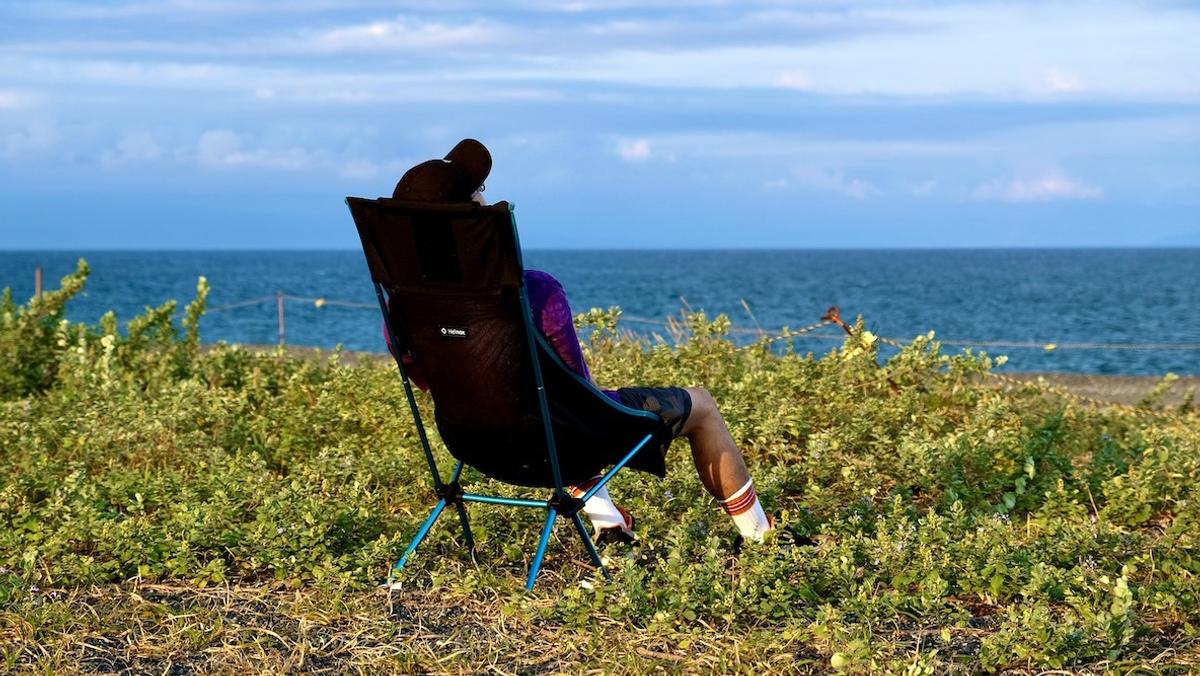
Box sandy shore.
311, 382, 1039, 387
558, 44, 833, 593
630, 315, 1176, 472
221, 344, 1196, 409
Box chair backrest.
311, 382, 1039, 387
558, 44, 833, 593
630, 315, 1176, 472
348, 197, 659, 487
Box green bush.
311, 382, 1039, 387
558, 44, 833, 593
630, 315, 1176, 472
1, 262, 1197, 671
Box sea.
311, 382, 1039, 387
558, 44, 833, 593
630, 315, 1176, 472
1, 249, 1197, 376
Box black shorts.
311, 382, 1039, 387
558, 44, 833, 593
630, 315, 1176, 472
613, 386, 692, 477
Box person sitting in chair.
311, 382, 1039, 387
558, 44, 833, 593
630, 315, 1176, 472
384, 139, 773, 545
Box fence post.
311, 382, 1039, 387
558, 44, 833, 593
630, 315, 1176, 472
277, 290, 285, 346
34, 266, 42, 297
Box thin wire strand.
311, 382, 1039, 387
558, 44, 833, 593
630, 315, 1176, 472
282, 295, 376, 309
201, 296, 1200, 352
205, 296, 274, 313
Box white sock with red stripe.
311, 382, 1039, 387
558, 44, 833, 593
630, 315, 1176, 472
569, 475, 627, 533
719, 479, 772, 542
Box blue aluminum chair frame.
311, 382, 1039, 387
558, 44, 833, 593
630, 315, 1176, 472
369, 203, 657, 590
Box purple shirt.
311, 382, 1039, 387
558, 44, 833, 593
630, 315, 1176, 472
523, 270, 591, 382
385, 269, 617, 399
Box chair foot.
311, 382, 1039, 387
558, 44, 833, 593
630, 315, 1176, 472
389, 498, 448, 584
454, 501, 478, 563
525, 507, 558, 590
570, 512, 609, 579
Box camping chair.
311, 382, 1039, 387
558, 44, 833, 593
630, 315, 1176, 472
347, 197, 661, 589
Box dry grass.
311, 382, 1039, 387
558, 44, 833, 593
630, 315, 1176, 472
2, 579, 832, 673
6, 571, 1199, 674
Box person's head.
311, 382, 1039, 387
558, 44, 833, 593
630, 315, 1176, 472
392, 138, 492, 204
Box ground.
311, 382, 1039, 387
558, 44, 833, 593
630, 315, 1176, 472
3, 268, 1198, 673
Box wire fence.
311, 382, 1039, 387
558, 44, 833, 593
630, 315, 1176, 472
21, 264, 1196, 417
201, 290, 1200, 354
207, 295, 377, 313
199, 291, 1198, 416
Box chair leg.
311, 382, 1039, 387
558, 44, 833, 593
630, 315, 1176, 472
454, 501, 477, 563
390, 498, 448, 584
570, 512, 610, 580
445, 462, 476, 561
525, 507, 558, 590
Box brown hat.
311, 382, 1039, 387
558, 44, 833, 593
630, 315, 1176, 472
392, 138, 492, 202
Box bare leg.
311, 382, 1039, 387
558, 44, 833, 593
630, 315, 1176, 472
681, 387, 751, 501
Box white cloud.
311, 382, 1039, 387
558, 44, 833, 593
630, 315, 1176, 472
1043, 68, 1084, 93
305, 16, 506, 53
101, 132, 163, 164
337, 158, 408, 180
34, 0, 417, 20
196, 130, 309, 170
0, 57, 562, 106
615, 132, 976, 162
1, 121, 58, 159
783, 167, 880, 200
7, 3, 1199, 100
339, 159, 382, 179
973, 172, 1103, 202
615, 138, 652, 162
773, 70, 812, 90
909, 179, 937, 196
0, 90, 33, 109
484, 5, 1200, 97
13, 59, 245, 90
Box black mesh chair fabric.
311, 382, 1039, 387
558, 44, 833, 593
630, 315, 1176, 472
349, 197, 660, 487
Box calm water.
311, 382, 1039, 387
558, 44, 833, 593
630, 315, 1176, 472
1, 250, 1197, 375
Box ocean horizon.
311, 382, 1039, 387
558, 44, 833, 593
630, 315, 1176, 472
6, 245, 1199, 252
3, 248, 1197, 376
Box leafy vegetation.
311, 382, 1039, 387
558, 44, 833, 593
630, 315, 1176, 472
1, 262, 1198, 672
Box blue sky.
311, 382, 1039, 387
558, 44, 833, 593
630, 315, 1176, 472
1, 0, 1198, 249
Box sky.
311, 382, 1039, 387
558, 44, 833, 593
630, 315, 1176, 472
1, 0, 1198, 249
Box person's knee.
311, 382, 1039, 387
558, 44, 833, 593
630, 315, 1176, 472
683, 386, 717, 434
685, 386, 715, 413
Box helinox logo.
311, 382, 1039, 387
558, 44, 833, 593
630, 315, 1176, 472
439, 325, 468, 339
